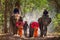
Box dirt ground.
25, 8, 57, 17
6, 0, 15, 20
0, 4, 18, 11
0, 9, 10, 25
0, 33, 60, 40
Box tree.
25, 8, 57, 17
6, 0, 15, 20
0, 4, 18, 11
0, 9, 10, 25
8, 0, 14, 33
0, 0, 1, 11
4, 0, 8, 33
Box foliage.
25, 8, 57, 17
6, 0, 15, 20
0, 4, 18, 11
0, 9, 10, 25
53, 13, 60, 32
19, 0, 49, 13
0, 0, 60, 33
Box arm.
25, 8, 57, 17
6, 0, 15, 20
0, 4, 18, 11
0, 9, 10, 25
38, 18, 42, 24
48, 18, 51, 24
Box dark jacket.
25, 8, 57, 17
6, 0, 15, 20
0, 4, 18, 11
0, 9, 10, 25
38, 15, 51, 26
23, 22, 28, 30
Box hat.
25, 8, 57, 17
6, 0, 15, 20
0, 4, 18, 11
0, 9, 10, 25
13, 8, 19, 14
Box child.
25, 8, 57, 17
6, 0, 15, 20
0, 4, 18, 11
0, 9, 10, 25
16, 21, 23, 37
30, 22, 39, 38
23, 21, 28, 37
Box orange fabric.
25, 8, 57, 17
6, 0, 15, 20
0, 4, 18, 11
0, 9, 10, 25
17, 26, 23, 37
33, 27, 38, 37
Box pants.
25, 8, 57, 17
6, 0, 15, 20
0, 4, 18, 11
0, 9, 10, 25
29, 27, 34, 37
40, 26, 43, 37
40, 25, 47, 37
43, 26, 47, 36
24, 29, 27, 37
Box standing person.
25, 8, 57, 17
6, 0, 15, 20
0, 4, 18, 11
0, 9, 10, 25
16, 21, 23, 37
31, 22, 39, 38
23, 21, 28, 37
10, 8, 23, 36
29, 22, 34, 37
15, 8, 23, 37
38, 9, 51, 37
10, 8, 19, 35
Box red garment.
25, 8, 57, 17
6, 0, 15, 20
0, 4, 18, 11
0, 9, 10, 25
17, 26, 23, 37
33, 27, 38, 37
16, 21, 23, 28
30, 22, 39, 29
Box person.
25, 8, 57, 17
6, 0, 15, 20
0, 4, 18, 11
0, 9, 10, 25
15, 9, 23, 37
16, 21, 23, 37
32, 22, 39, 38
10, 8, 19, 35
23, 21, 28, 37
29, 22, 34, 37
38, 9, 51, 37
10, 8, 23, 36
29, 22, 39, 38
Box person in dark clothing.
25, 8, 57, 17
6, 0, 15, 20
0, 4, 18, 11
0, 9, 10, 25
10, 8, 19, 35
10, 8, 23, 35
38, 9, 51, 37
23, 21, 28, 37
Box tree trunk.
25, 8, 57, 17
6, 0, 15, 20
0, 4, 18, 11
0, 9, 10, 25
9, 0, 14, 33
0, 0, 1, 11
4, 0, 8, 33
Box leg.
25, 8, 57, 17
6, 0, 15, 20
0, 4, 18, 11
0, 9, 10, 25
29, 28, 34, 37
40, 25, 43, 37
24, 30, 27, 37
19, 29, 22, 37
44, 26, 47, 36
13, 26, 16, 35
40, 30, 43, 37
34, 28, 38, 37
29, 27, 31, 37
14, 26, 18, 34
31, 28, 34, 37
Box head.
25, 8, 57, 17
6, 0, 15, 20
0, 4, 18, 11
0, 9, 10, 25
13, 8, 19, 14
13, 8, 20, 17
25, 21, 27, 24
43, 9, 48, 15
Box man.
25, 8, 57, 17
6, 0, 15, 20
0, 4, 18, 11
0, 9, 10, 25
10, 8, 23, 35
38, 9, 51, 37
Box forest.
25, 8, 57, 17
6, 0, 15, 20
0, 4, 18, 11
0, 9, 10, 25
0, 0, 60, 40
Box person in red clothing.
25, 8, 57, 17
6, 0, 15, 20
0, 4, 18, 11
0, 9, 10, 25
16, 21, 23, 37
29, 22, 39, 37
31, 22, 39, 37
16, 13, 23, 37
29, 22, 34, 37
